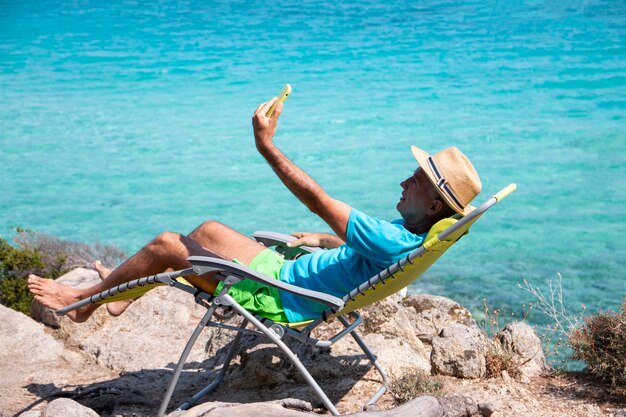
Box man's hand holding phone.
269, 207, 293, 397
252, 84, 291, 151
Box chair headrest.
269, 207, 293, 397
424, 217, 458, 242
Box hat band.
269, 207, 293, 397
427, 156, 464, 209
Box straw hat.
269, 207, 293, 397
411, 145, 482, 216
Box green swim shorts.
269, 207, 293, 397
214, 249, 289, 323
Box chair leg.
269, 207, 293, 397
226, 296, 341, 416
175, 318, 249, 411
338, 315, 389, 411
158, 306, 217, 417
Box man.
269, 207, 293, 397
28, 97, 481, 323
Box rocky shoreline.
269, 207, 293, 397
1, 268, 623, 417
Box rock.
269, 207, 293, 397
496, 322, 547, 378
358, 294, 431, 373
436, 396, 480, 417
42, 398, 99, 417
171, 396, 449, 417
73, 285, 220, 372
401, 294, 477, 341
501, 370, 511, 383
0, 304, 114, 416
359, 333, 430, 374
11, 392, 483, 417
0, 304, 66, 362
431, 323, 487, 379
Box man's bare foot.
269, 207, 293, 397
27, 274, 98, 323
93, 261, 134, 317
93, 260, 112, 280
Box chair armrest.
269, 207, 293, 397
252, 231, 321, 254
187, 256, 344, 310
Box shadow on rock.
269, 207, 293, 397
21, 334, 372, 416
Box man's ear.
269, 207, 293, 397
426, 198, 444, 215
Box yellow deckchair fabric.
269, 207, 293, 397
331, 216, 474, 316
95, 278, 193, 304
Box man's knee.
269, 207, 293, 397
147, 231, 182, 256
190, 220, 225, 240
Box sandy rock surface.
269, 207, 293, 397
3, 268, 623, 417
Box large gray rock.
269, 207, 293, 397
0, 304, 113, 416
496, 322, 547, 378
431, 323, 487, 379
42, 398, 99, 417
1, 303, 66, 362
358, 294, 431, 373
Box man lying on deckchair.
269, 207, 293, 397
28, 96, 482, 324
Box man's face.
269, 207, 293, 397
396, 168, 436, 223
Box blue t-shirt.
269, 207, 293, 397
279, 208, 426, 322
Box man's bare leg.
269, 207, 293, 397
28, 221, 266, 323
93, 261, 134, 317
88, 220, 267, 317
28, 233, 210, 322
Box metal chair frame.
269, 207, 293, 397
57, 184, 516, 417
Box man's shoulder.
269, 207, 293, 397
348, 209, 420, 243
349, 207, 402, 226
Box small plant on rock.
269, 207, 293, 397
485, 341, 523, 379
480, 299, 529, 380
389, 371, 443, 405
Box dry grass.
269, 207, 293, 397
569, 300, 626, 396
485, 342, 523, 379
388, 371, 443, 405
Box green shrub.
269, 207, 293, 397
0, 235, 47, 314
569, 301, 626, 395
0, 228, 126, 314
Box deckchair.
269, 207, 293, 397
58, 184, 516, 416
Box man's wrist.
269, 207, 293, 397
321, 234, 343, 249
256, 140, 273, 154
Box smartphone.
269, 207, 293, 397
265, 84, 292, 118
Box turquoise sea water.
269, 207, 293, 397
1, 1, 625, 329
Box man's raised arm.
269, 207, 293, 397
252, 98, 351, 241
